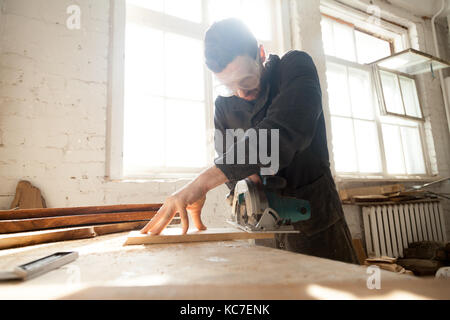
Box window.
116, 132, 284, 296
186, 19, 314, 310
111, 0, 283, 178
321, 15, 428, 177
377, 69, 422, 118
321, 16, 392, 65
326, 62, 382, 174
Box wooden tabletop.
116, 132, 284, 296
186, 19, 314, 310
0, 232, 448, 299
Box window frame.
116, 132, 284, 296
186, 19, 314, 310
373, 65, 425, 121
107, 0, 285, 180
325, 55, 385, 176
121, 3, 213, 179
320, 9, 433, 180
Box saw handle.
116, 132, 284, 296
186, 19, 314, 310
262, 176, 287, 190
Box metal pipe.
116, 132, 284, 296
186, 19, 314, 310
431, 0, 450, 136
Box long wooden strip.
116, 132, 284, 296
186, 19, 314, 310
0, 211, 158, 234
0, 203, 162, 220
0, 221, 149, 250
124, 228, 275, 245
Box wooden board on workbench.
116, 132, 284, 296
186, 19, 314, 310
124, 228, 275, 245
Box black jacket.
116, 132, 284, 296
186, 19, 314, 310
214, 50, 330, 192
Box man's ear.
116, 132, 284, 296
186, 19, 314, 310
259, 44, 266, 64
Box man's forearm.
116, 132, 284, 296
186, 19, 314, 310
195, 165, 229, 194
178, 165, 229, 205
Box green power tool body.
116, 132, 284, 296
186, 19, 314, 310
228, 176, 311, 233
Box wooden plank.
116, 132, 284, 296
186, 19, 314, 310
9, 180, 46, 210
0, 211, 157, 234
124, 228, 275, 245
338, 184, 405, 202
0, 203, 162, 220
62, 279, 450, 300
0, 221, 149, 250
93, 221, 148, 236
2, 229, 448, 300
0, 227, 95, 250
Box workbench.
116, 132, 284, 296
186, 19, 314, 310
0, 232, 448, 299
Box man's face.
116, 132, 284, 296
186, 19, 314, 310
214, 55, 263, 101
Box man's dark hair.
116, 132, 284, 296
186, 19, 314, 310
204, 18, 258, 73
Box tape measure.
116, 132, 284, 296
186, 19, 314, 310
0, 251, 78, 281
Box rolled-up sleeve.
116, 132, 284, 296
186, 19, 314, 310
214, 51, 323, 183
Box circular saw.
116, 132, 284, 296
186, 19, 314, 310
227, 177, 311, 233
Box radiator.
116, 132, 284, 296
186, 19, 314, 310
362, 201, 447, 258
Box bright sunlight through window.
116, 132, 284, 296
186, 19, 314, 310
321, 14, 427, 177
122, 0, 278, 177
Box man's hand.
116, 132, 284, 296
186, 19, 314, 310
186, 196, 207, 231
140, 192, 206, 235
140, 165, 228, 235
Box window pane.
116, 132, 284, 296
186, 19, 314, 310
165, 99, 206, 167
380, 71, 404, 115
382, 124, 406, 174
326, 63, 351, 117
348, 67, 374, 120
126, 0, 164, 12
355, 30, 391, 64
241, 0, 272, 41
208, 0, 272, 41
354, 120, 381, 173
333, 22, 356, 62
165, 0, 202, 23
165, 33, 204, 101
208, 0, 241, 23
331, 116, 357, 172
399, 76, 422, 118
400, 126, 426, 174
125, 24, 164, 97
123, 96, 165, 172
321, 17, 335, 56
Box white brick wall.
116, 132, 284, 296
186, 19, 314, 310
0, 0, 231, 227
0, 0, 448, 237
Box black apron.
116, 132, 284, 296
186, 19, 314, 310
273, 168, 359, 264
